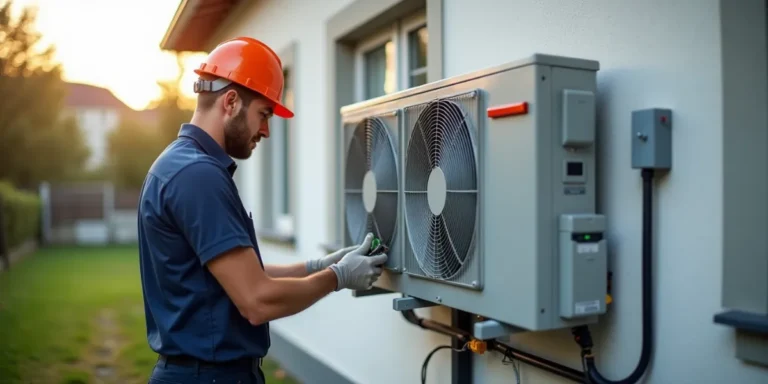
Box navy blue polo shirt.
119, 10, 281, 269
137, 123, 268, 362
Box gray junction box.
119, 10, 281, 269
338, 54, 607, 332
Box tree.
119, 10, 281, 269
103, 52, 195, 189
105, 118, 164, 189
152, 52, 194, 146
0, 1, 90, 187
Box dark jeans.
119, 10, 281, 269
149, 357, 266, 384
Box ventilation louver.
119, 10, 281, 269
404, 91, 482, 288
344, 115, 399, 269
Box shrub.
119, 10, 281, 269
0, 181, 42, 249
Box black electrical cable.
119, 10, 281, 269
421, 343, 468, 384
402, 168, 658, 384
577, 168, 655, 384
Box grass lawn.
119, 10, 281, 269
0, 245, 299, 384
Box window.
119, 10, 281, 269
326, 0, 444, 250
257, 43, 297, 245
354, 10, 428, 102
713, 0, 768, 368
407, 25, 428, 87
363, 40, 396, 99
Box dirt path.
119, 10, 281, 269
66, 308, 127, 384
90, 309, 121, 383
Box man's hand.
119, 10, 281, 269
328, 233, 387, 291
305, 244, 358, 274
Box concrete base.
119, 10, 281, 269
268, 331, 355, 384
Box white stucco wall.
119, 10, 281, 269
221, 0, 768, 383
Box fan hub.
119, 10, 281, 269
427, 167, 447, 215
363, 171, 378, 213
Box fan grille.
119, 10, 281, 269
404, 91, 481, 287
343, 115, 399, 267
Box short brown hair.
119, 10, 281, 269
196, 81, 260, 111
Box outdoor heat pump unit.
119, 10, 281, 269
338, 54, 607, 332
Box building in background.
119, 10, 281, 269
63, 82, 158, 170
45, 83, 159, 246
160, 1, 768, 383
62, 82, 128, 170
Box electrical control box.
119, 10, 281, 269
559, 214, 608, 319
631, 108, 672, 169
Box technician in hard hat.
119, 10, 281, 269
137, 37, 387, 384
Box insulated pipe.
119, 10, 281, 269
401, 309, 469, 342
489, 341, 584, 383
401, 310, 585, 383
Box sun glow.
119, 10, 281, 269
10, 0, 206, 111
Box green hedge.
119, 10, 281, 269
0, 181, 42, 249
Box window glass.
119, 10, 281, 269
408, 26, 428, 87
364, 41, 396, 99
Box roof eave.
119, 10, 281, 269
160, 0, 193, 51
160, 0, 242, 52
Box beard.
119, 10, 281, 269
223, 107, 254, 160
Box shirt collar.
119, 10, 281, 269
177, 124, 237, 176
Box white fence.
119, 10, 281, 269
39, 182, 139, 245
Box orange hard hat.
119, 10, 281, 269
193, 37, 294, 119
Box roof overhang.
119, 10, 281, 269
160, 0, 242, 52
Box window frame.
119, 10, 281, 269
325, 0, 444, 252
256, 41, 298, 246
713, 0, 768, 368
269, 66, 294, 234
399, 11, 428, 89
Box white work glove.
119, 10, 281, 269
328, 233, 388, 291
305, 244, 358, 274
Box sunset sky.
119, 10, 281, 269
11, 0, 206, 110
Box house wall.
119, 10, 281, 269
218, 0, 768, 383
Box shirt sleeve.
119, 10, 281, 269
165, 161, 253, 265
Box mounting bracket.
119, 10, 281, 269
350, 287, 392, 297
393, 296, 438, 311
473, 319, 525, 340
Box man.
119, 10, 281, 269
138, 36, 387, 384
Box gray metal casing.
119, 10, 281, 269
339, 54, 602, 331
631, 108, 673, 170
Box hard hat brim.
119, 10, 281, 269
273, 102, 294, 119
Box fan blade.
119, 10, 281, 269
418, 103, 442, 167
406, 118, 431, 192
345, 193, 367, 244
372, 192, 397, 245
437, 102, 477, 191
405, 193, 433, 268
354, 120, 372, 171
428, 214, 445, 277
370, 120, 398, 191
441, 192, 477, 269
345, 124, 369, 189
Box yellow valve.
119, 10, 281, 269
606, 294, 613, 305
468, 339, 487, 355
